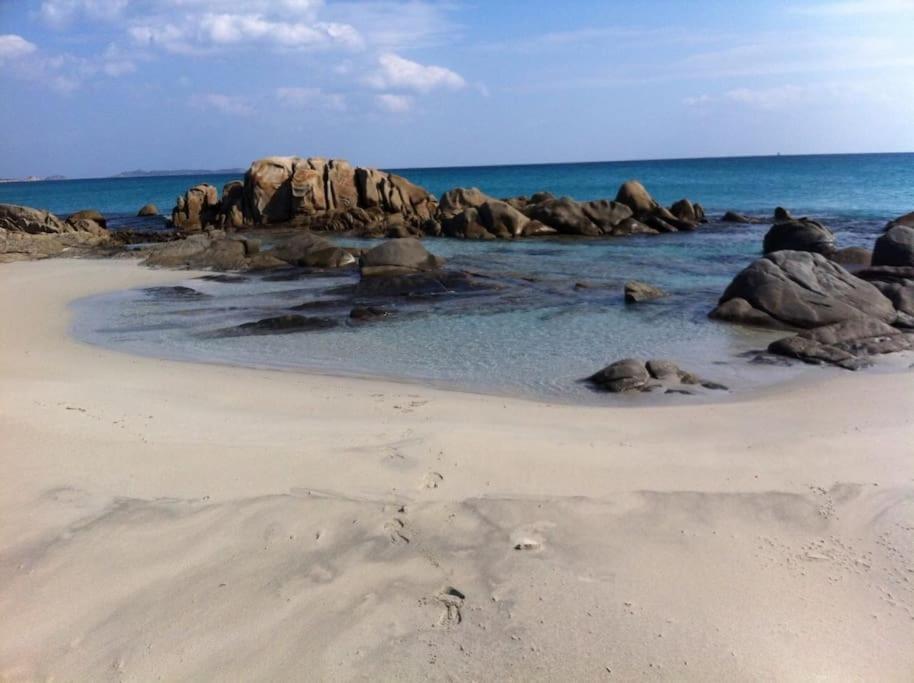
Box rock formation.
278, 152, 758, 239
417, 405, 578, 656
0, 203, 111, 263
585, 358, 725, 394
762, 209, 836, 256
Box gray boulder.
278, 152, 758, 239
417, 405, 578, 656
438, 187, 493, 219
710, 251, 896, 329
855, 266, 914, 316
440, 207, 492, 240
581, 200, 633, 232
478, 199, 530, 238
269, 233, 356, 268
0, 203, 67, 234
360, 237, 445, 276
831, 246, 872, 269
586, 359, 652, 393
524, 197, 601, 236
872, 224, 914, 267
769, 318, 912, 369
721, 211, 754, 224
763, 216, 836, 255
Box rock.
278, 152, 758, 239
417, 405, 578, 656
438, 187, 493, 219
615, 180, 658, 215
524, 197, 601, 236
831, 246, 872, 268
773, 207, 794, 222
237, 314, 337, 334
580, 200, 633, 232
67, 209, 107, 229
142, 234, 211, 267
360, 238, 444, 275
137, 203, 159, 217
171, 184, 220, 233
721, 211, 754, 223
624, 281, 666, 303
478, 200, 530, 238
872, 224, 914, 267
441, 207, 493, 240
709, 298, 787, 329
0, 203, 67, 234
348, 270, 489, 299
769, 318, 912, 369
710, 251, 896, 329
269, 233, 356, 268
645, 359, 691, 383
586, 358, 652, 392
349, 306, 391, 321
611, 218, 658, 236
670, 198, 701, 225
221, 181, 245, 229
763, 216, 836, 255
887, 211, 914, 229
855, 266, 914, 316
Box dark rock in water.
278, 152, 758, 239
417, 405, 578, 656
710, 251, 896, 329
348, 270, 491, 299
269, 233, 356, 268
873, 223, 914, 267
290, 298, 349, 312
670, 198, 703, 224
580, 199, 633, 232
700, 380, 729, 391
142, 285, 209, 299
831, 246, 872, 269
854, 266, 914, 316
611, 217, 658, 236
237, 314, 337, 334
615, 180, 659, 215
438, 187, 492, 218
440, 207, 492, 240
773, 207, 794, 222
137, 203, 159, 217
721, 211, 754, 224
349, 306, 391, 321
586, 358, 652, 393
763, 217, 836, 256
741, 351, 794, 367
624, 281, 666, 304
198, 274, 248, 283
478, 199, 530, 238
360, 237, 445, 275
768, 317, 913, 369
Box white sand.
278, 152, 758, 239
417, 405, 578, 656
1, 258, 912, 681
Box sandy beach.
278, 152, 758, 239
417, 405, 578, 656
1, 257, 912, 681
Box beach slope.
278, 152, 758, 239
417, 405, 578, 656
0, 259, 912, 681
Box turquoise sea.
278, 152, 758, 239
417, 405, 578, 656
6, 153, 911, 402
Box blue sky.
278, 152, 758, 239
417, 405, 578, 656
1, 0, 913, 177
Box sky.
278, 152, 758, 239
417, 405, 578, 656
1, 0, 913, 178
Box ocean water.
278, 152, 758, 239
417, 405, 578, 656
8, 153, 912, 403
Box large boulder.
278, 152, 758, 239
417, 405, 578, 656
67, 209, 107, 229
523, 197, 602, 236
0, 203, 67, 234
478, 199, 530, 238
855, 266, 914, 317
269, 233, 356, 268
437, 187, 493, 219
221, 182, 245, 229
440, 207, 492, 240
359, 237, 444, 276
763, 213, 836, 255
137, 203, 159, 217
615, 180, 659, 216
710, 251, 897, 329
586, 358, 652, 392
581, 200, 633, 232
872, 224, 914, 267
171, 184, 220, 233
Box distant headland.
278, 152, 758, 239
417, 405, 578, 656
114, 168, 245, 178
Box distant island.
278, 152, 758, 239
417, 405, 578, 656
114, 168, 244, 178
0, 175, 67, 183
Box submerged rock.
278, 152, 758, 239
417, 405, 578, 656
721, 211, 755, 224
624, 281, 666, 303
236, 314, 338, 334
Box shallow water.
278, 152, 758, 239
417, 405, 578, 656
14, 153, 909, 403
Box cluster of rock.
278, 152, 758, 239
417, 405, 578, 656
710, 209, 914, 368
171, 156, 438, 236
0, 204, 111, 263
169, 157, 706, 241
586, 358, 726, 394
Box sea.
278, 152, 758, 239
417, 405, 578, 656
4, 153, 912, 403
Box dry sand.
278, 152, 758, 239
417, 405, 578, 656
0, 258, 912, 681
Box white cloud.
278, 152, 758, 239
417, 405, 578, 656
790, 0, 914, 15
40, 0, 128, 26
368, 53, 465, 92
190, 92, 254, 115
0, 34, 38, 61
275, 87, 346, 111
376, 93, 413, 113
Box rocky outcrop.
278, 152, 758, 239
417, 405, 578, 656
763, 210, 836, 256
0, 203, 111, 263
855, 266, 914, 317
624, 281, 665, 303
137, 203, 159, 217
615, 180, 703, 231
710, 251, 896, 329
171, 184, 220, 233
269, 233, 356, 269
585, 358, 725, 394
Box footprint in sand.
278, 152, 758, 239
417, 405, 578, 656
421, 472, 444, 490
433, 586, 466, 626
384, 517, 411, 544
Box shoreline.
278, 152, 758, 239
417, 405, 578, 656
2, 258, 913, 680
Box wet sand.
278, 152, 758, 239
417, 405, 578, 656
1, 258, 912, 681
